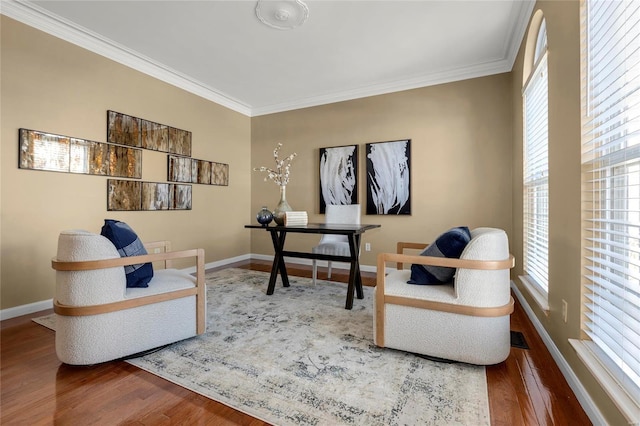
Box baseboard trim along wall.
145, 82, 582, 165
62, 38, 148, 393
510, 281, 608, 426
0, 254, 253, 321
251, 253, 377, 274
0, 253, 376, 321
0, 299, 55, 321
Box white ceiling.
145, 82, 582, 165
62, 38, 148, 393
2, 0, 534, 116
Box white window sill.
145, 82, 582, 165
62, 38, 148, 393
518, 275, 549, 314
569, 339, 640, 425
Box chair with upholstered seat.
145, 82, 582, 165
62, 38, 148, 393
52, 229, 206, 365
312, 204, 361, 284
374, 227, 515, 365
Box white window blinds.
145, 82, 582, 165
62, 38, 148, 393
523, 21, 550, 294
581, 0, 640, 402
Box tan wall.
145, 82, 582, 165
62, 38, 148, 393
250, 74, 513, 269
0, 16, 251, 310
511, 1, 626, 424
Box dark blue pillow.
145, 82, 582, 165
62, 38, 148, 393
408, 226, 471, 285
100, 219, 153, 288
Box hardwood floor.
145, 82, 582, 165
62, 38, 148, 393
1, 261, 591, 425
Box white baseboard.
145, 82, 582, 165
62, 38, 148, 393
250, 253, 377, 273
0, 253, 375, 321
0, 299, 53, 321
510, 281, 608, 425
180, 253, 253, 274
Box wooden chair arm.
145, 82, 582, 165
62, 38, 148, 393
380, 252, 515, 271
396, 242, 429, 269
51, 249, 201, 271
52, 248, 207, 334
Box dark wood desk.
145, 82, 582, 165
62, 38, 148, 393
245, 223, 381, 309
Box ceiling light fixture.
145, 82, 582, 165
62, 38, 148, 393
256, 0, 309, 30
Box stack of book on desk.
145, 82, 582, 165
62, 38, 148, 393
284, 211, 308, 226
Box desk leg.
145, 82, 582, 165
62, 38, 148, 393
345, 233, 364, 310
353, 234, 364, 299
267, 230, 290, 296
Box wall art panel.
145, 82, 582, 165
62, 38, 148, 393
168, 155, 228, 186
108, 179, 192, 211
141, 119, 168, 151
319, 144, 358, 213
108, 110, 191, 156
212, 162, 229, 186
169, 127, 192, 156
107, 111, 141, 147
365, 139, 411, 215
19, 129, 142, 179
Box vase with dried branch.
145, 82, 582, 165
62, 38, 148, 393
253, 143, 297, 225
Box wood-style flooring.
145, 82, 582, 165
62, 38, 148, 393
1, 260, 591, 425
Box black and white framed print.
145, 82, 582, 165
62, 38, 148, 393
319, 145, 358, 213
365, 139, 411, 215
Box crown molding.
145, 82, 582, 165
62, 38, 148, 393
252, 0, 535, 116
1, 0, 252, 116
504, 0, 536, 69
2, 0, 535, 118
251, 58, 512, 116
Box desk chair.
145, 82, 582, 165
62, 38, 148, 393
312, 204, 361, 285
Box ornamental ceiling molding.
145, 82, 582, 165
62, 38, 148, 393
255, 0, 309, 30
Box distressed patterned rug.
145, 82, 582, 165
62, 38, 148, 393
35, 268, 490, 425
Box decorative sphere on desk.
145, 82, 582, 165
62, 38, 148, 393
256, 206, 273, 226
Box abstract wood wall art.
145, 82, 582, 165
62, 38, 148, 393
142, 182, 170, 210
19, 128, 142, 178
107, 179, 192, 211
211, 162, 229, 186
141, 119, 168, 151
168, 127, 192, 157
107, 110, 191, 155
106, 111, 141, 147
168, 155, 229, 186
319, 145, 358, 213
365, 139, 411, 215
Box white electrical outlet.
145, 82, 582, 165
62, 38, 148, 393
365, 243, 371, 251
562, 299, 568, 323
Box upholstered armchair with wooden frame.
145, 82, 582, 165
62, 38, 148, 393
374, 227, 515, 365
52, 230, 206, 365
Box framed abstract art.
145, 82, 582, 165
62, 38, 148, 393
318, 145, 358, 213
365, 139, 411, 215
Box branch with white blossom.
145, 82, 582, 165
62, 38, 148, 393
253, 143, 297, 186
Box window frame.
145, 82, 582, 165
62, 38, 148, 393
521, 13, 550, 311
574, 0, 640, 422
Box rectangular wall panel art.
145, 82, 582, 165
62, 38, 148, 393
168, 155, 229, 186
318, 145, 358, 213
107, 179, 192, 211
107, 110, 191, 156
365, 139, 411, 215
19, 128, 142, 178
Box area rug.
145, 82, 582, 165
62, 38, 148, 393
34, 268, 490, 425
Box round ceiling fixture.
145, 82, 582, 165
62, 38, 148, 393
256, 0, 309, 30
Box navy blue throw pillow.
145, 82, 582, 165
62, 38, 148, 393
100, 219, 153, 288
408, 226, 471, 285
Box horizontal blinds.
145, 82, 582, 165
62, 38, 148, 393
524, 51, 549, 293
582, 0, 640, 398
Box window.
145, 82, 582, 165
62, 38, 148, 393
522, 16, 550, 298
577, 0, 640, 419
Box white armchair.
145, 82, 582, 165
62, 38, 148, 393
52, 230, 206, 365
312, 204, 361, 284
374, 227, 515, 365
